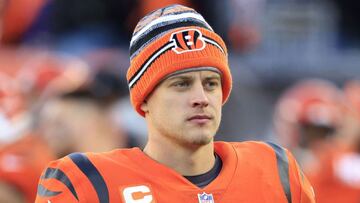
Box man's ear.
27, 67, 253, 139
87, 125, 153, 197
140, 100, 149, 113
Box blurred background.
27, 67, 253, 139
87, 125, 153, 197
0, 0, 360, 202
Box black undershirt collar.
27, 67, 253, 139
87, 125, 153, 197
184, 153, 223, 188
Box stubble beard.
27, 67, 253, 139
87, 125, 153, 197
168, 122, 219, 148
153, 112, 221, 148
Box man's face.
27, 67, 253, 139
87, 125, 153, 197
141, 69, 223, 146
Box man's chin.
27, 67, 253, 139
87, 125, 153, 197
188, 133, 214, 146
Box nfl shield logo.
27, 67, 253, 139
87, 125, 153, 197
197, 192, 215, 203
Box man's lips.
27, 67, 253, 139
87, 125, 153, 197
187, 115, 212, 124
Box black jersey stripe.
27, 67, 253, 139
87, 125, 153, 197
266, 142, 292, 203
38, 167, 78, 200
37, 184, 62, 198
69, 153, 109, 203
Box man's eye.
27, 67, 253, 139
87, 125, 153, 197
209, 81, 219, 86
205, 81, 220, 89
173, 81, 190, 88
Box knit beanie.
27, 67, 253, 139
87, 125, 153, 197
127, 4, 232, 116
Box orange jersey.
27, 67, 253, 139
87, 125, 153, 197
0, 134, 56, 203
306, 146, 360, 203
36, 141, 315, 203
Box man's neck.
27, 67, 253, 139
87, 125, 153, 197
143, 135, 215, 176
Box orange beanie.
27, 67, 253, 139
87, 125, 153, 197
127, 4, 232, 116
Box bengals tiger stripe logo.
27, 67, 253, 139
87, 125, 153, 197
170, 29, 206, 54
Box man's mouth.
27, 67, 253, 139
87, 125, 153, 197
188, 115, 212, 124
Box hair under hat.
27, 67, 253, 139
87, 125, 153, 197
127, 4, 232, 116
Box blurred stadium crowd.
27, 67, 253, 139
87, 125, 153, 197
0, 0, 359, 202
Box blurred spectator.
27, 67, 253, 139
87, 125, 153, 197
0, 48, 89, 203
0, 48, 89, 144
35, 69, 133, 158
339, 79, 360, 151
272, 78, 346, 170
306, 80, 360, 203
36, 93, 127, 157
0, 47, 136, 202
0, 71, 28, 144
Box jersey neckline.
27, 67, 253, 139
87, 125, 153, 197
128, 141, 238, 192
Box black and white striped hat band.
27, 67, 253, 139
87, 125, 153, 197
129, 8, 213, 59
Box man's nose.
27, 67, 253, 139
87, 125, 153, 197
190, 83, 209, 108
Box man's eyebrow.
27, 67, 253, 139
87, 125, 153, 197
166, 75, 194, 81
204, 75, 221, 80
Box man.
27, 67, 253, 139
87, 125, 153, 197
35, 4, 315, 203
307, 80, 360, 203
272, 79, 346, 168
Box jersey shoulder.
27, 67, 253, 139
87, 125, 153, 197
35, 153, 83, 202
219, 141, 315, 203
221, 140, 288, 157
35, 148, 139, 203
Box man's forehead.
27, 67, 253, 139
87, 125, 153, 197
164, 67, 221, 80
